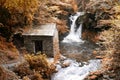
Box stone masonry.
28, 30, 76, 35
22, 23, 59, 57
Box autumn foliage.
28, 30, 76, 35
82, 0, 120, 79
0, 0, 38, 25
0, 0, 38, 63
14, 54, 56, 80
0, 36, 19, 63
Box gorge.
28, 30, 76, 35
0, 0, 120, 80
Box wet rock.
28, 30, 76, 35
56, 65, 61, 71
88, 75, 97, 80
95, 56, 103, 59
61, 60, 71, 68
92, 50, 97, 55
60, 55, 67, 61
103, 79, 108, 80
61, 62, 70, 68
103, 75, 109, 79
79, 62, 87, 67
109, 73, 116, 78
56, 61, 61, 64
0, 66, 19, 80
23, 76, 30, 80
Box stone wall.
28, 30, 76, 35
23, 36, 54, 57
24, 36, 35, 53
53, 28, 60, 56
23, 26, 59, 57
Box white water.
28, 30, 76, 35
62, 12, 84, 43
51, 59, 101, 80
52, 12, 101, 80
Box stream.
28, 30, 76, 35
51, 12, 101, 80
51, 42, 101, 80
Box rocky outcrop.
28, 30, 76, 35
33, 0, 76, 34
0, 66, 19, 80
78, 0, 120, 79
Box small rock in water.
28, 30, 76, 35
88, 75, 98, 80
79, 62, 86, 67
61, 60, 71, 68
56, 64, 62, 71
60, 55, 67, 61
61, 62, 70, 68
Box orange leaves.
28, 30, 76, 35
2, 0, 38, 12
82, 30, 100, 43
0, 36, 17, 51
0, 0, 38, 27
25, 54, 49, 69
24, 54, 56, 78
71, 0, 78, 12
0, 36, 19, 62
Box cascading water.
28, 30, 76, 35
51, 12, 101, 80
51, 58, 101, 80
62, 12, 84, 43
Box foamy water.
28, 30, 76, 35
62, 12, 84, 43
55, 12, 101, 80
51, 59, 101, 80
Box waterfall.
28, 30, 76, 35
62, 12, 84, 43
51, 12, 101, 80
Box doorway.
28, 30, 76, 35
35, 40, 43, 53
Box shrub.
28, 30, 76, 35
24, 54, 56, 79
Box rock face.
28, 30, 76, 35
76, 0, 90, 11
33, 0, 77, 34
0, 66, 19, 80
78, 1, 120, 80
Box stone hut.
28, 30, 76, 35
22, 23, 59, 57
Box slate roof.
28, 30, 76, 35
23, 23, 56, 36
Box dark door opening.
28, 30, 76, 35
35, 40, 43, 53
